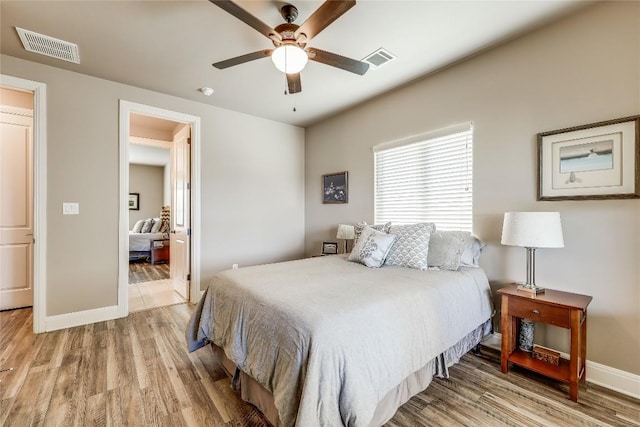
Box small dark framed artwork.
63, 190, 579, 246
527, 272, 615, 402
322, 171, 348, 204
128, 193, 140, 210
321, 242, 338, 255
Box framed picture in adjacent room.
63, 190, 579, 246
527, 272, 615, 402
128, 193, 140, 210
321, 242, 338, 255
538, 115, 640, 200
322, 171, 348, 204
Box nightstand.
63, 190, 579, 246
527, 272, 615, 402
150, 239, 170, 264
498, 284, 592, 402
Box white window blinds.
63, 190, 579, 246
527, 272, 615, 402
374, 122, 473, 231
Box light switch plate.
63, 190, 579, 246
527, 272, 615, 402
63, 202, 79, 215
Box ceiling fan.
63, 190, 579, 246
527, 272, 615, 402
210, 0, 370, 94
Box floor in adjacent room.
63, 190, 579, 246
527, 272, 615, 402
128, 261, 184, 312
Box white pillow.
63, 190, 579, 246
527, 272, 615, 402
348, 226, 397, 268
384, 223, 435, 270
428, 230, 484, 270
353, 221, 391, 246
132, 219, 145, 233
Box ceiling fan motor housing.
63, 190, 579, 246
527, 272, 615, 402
273, 23, 300, 47
280, 4, 299, 23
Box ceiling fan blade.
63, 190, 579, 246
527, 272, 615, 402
209, 0, 282, 43
287, 73, 302, 94
294, 0, 356, 42
307, 48, 369, 75
212, 49, 272, 69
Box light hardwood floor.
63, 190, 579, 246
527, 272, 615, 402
129, 280, 185, 312
1, 304, 638, 426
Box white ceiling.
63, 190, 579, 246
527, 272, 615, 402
0, 1, 589, 127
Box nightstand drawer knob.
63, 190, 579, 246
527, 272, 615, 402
532, 309, 540, 315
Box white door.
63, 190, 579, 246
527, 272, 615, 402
0, 110, 34, 310
170, 125, 190, 300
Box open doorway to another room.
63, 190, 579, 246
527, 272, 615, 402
127, 113, 187, 312
0, 86, 34, 312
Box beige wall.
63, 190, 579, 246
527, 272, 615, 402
305, 2, 640, 375
129, 164, 164, 225
1, 54, 305, 316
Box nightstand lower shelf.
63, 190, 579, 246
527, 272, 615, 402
508, 349, 576, 384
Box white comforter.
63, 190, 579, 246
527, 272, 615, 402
187, 255, 493, 427
128, 232, 168, 252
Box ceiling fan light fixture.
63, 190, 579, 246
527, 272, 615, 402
272, 44, 308, 74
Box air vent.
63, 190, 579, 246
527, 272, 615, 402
362, 48, 396, 70
16, 27, 80, 64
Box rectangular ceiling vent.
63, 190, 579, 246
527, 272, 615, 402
16, 27, 80, 64
362, 48, 396, 70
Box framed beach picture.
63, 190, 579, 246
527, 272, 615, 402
322, 171, 348, 204
128, 193, 140, 210
538, 116, 640, 201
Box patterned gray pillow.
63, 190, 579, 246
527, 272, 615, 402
353, 221, 391, 246
384, 223, 435, 270
159, 220, 170, 233
150, 217, 162, 233
427, 230, 471, 271
141, 218, 155, 233
348, 226, 397, 268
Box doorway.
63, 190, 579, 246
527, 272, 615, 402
127, 113, 185, 312
0, 87, 34, 311
118, 101, 201, 317
0, 75, 46, 333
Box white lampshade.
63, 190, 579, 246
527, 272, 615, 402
336, 224, 355, 240
501, 212, 564, 248
271, 44, 308, 74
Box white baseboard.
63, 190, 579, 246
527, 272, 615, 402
45, 305, 121, 332
486, 333, 640, 399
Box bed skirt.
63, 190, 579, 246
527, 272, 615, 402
210, 319, 492, 427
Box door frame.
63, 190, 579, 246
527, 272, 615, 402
118, 100, 201, 316
0, 75, 47, 333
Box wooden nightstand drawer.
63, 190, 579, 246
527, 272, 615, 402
508, 297, 571, 328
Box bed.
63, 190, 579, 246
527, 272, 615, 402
128, 231, 169, 261
187, 247, 494, 426
129, 213, 170, 261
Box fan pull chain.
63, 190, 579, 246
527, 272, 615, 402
282, 75, 296, 111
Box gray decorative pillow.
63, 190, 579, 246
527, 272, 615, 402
348, 226, 397, 268
459, 234, 485, 268
353, 221, 391, 246
132, 219, 145, 233
384, 223, 435, 270
141, 218, 155, 233
150, 217, 162, 233
427, 230, 474, 271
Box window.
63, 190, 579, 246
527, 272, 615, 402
374, 122, 473, 231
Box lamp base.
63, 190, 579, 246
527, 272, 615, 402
517, 284, 545, 294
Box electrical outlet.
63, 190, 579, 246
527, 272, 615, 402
232, 264, 238, 269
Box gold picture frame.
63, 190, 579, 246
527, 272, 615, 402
538, 115, 640, 200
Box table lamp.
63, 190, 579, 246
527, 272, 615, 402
501, 212, 564, 294
336, 224, 355, 253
